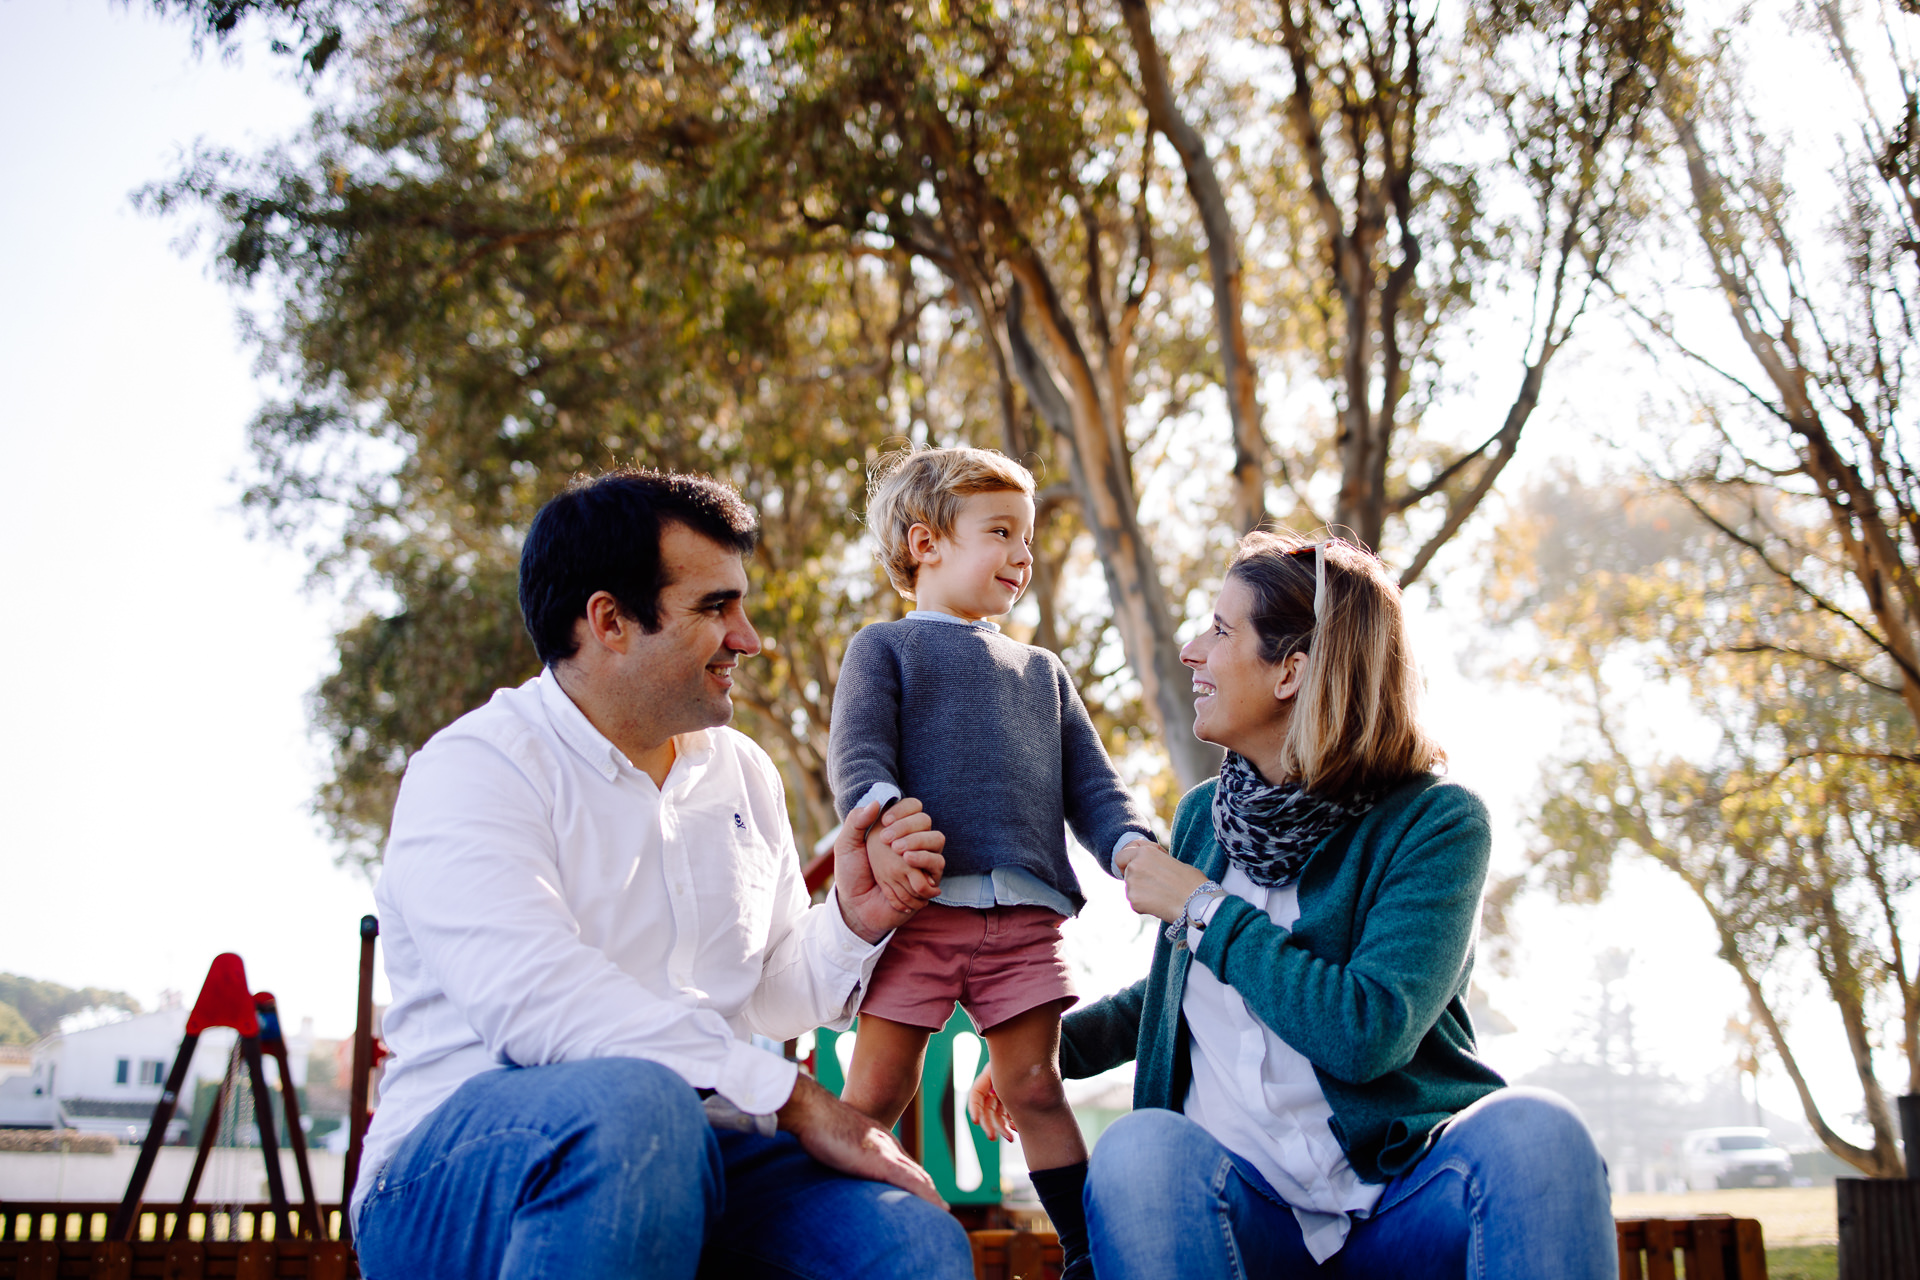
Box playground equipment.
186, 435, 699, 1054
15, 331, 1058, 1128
814, 1011, 1003, 1213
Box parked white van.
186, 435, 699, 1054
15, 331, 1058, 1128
1680, 1127, 1793, 1190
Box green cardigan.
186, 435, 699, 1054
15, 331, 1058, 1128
1060, 773, 1506, 1183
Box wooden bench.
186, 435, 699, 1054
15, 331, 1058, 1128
1, 1204, 1769, 1279
1617, 1215, 1769, 1280
967, 1228, 1062, 1280
966, 1216, 1775, 1280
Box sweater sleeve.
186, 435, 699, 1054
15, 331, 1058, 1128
1059, 978, 1147, 1079
828, 627, 905, 820
1056, 658, 1156, 874
1192, 785, 1491, 1086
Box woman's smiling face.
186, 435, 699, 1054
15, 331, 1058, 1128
1180, 575, 1299, 777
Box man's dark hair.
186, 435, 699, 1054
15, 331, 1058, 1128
519, 469, 759, 667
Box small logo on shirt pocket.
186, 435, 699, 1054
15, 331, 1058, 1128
733, 813, 746, 831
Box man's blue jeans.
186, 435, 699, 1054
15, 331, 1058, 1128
353, 1058, 973, 1279
1085, 1088, 1615, 1279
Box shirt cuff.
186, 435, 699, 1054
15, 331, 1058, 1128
1185, 891, 1228, 952
1111, 830, 1152, 861
714, 1039, 801, 1116
856, 781, 903, 815
826, 884, 894, 956
824, 886, 896, 1021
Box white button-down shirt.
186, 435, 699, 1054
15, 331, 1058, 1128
356, 672, 887, 1206
1182, 863, 1384, 1263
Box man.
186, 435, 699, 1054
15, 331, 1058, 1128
351, 470, 975, 1279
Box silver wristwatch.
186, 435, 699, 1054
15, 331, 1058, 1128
1166, 880, 1228, 944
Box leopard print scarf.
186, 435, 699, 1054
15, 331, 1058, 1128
1211, 751, 1376, 888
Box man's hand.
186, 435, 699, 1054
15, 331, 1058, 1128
835, 797, 945, 943
778, 1073, 946, 1206
1115, 840, 1206, 924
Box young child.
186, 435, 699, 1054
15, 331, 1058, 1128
829, 446, 1161, 1280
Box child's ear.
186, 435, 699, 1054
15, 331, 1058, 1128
906, 522, 942, 566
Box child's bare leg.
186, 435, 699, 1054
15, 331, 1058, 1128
841, 1014, 933, 1129
986, 1000, 1094, 1280
981, 1000, 1085, 1171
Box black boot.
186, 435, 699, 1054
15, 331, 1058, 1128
1029, 1160, 1095, 1280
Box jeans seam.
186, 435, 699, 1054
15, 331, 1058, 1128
371, 1125, 560, 1198
1209, 1152, 1247, 1280
1457, 1161, 1487, 1280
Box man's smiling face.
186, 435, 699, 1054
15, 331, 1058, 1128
613, 520, 761, 737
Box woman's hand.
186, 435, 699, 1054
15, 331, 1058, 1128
967, 1067, 1018, 1142
1115, 840, 1208, 925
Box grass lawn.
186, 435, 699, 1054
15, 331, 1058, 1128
1764, 1244, 1838, 1280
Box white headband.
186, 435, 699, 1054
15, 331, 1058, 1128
1313, 541, 1327, 623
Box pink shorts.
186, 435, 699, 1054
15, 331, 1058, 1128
859, 904, 1076, 1033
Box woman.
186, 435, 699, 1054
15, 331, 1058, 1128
971, 532, 1613, 1278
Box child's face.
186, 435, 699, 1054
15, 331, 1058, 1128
908, 490, 1036, 620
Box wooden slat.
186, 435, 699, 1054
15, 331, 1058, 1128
1615, 1216, 1767, 1280
964, 1229, 1060, 1280
88, 1241, 131, 1280
1687, 1216, 1727, 1280
1732, 1218, 1768, 1280
157, 1243, 205, 1280
1617, 1218, 1646, 1280
308, 1242, 353, 1280
1004, 1231, 1047, 1280
235, 1242, 276, 1280
8, 1242, 59, 1280
1839, 1177, 1920, 1280
1643, 1219, 1679, 1280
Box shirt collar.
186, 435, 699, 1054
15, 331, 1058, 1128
536, 668, 714, 781
905, 609, 1000, 633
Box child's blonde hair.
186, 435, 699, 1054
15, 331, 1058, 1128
867, 446, 1036, 598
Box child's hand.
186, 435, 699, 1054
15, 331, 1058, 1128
867, 833, 924, 915
871, 800, 943, 911
966, 1067, 1018, 1143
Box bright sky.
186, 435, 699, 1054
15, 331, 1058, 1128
0, 0, 1868, 1143
0, 0, 377, 1036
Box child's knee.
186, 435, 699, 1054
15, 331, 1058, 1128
995, 1061, 1070, 1117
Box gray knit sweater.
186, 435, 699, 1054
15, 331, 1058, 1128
828, 616, 1156, 912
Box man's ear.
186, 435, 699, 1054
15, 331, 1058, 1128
581, 590, 635, 656
1272, 651, 1309, 702
906, 522, 942, 567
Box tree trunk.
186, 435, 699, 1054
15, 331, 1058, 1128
1120, 0, 1269, 536
1666, 92, 1920, 733
1006, 279, 1222, 788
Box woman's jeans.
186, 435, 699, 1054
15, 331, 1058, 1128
1086, 1088, 1615, 1279
354, 1058, 973, 1280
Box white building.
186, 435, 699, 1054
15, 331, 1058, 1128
0, 995, 312, 1144
0, 1045, 31, 1082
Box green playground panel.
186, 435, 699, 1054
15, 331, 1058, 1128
815, 1009, 1002, 1205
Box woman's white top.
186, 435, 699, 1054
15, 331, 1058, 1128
1181, 862, 1385, 1262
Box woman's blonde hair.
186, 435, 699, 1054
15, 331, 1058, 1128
1227, 529, 1445, 797
867, 446, 1036, 598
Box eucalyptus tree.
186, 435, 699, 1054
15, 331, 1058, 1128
1484, 476, 1920, 1178
147, 0, 1680, 857
1247, 0, 1676, 577
1649, 1, 1920, 738
150, 2, 944, 860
